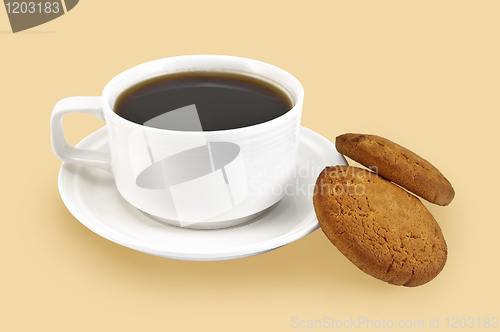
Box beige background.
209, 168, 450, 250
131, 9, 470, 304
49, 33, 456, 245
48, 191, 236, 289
1, 1, 499, 331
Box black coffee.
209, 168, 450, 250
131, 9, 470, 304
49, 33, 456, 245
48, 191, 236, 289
114, 71, 293, 131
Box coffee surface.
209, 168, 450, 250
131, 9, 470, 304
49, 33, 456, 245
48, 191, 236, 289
114, 71, 293, 131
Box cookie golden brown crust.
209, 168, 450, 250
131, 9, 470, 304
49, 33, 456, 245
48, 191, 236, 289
313, 166, 447, 287
335, 133, 455, 206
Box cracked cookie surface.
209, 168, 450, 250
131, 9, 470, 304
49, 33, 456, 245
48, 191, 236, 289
313, 166, 447, 287
335, 133, 455, 206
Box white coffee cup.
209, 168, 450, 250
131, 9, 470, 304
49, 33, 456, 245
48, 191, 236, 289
51, 55, 304, 229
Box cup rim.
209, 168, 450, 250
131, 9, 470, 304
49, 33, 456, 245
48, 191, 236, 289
101, 54, 304, 135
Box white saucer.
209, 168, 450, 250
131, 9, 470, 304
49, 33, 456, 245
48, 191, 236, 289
58, 127, 347, 261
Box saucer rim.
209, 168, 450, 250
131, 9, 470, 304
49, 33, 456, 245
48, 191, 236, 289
58, 126, 347, 261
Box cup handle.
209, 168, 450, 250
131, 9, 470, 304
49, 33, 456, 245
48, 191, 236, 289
51, 96, 111, 172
